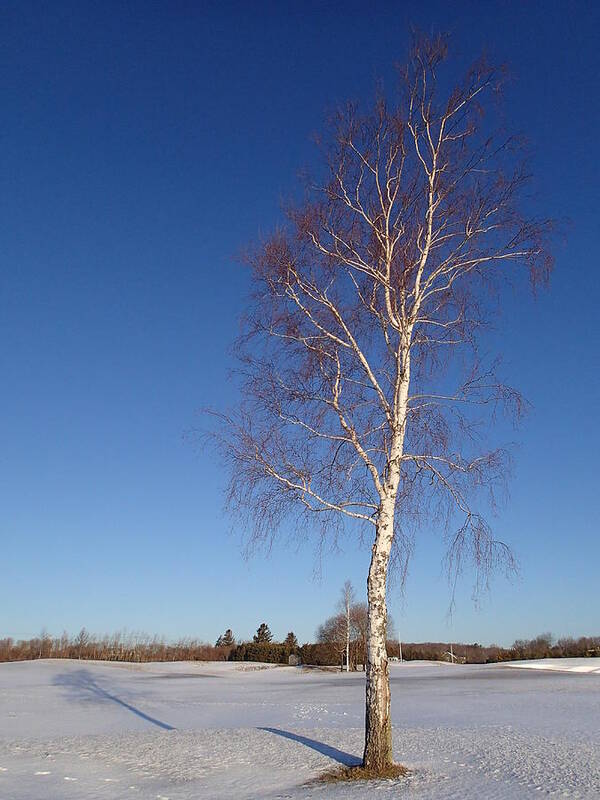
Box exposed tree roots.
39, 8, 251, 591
315, 763, 409, 783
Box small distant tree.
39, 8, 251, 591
284, 631, 299, 649
351, 602, 368, 669
38, 628, 52, 659
338, 581, 355, 672
317, 613, 347, 667
318, 599, 375, 670
253, 623, 273, 643
216, 629, 235, 647
74, 627, 89, 660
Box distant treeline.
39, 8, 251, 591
1, 630, 598, 665
388, 633, 600, 664
0, 630, 231, 663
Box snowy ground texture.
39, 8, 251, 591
1, 659, 599, 799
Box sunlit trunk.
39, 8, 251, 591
362, 352, 409, 772
363, 500, 394, 771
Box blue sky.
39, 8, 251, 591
2, 1, 598, 648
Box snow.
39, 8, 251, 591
505, 658, 600, 674
1, 658, 599, 798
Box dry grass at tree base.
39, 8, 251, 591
315, 763, 409, 783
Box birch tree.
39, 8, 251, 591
316, 613, 347, 667
339, 580, 355, 672
213, 36, 551, 773
350, 602, 368, 670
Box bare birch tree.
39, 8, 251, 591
316, 613, 347, 668
212, 35, 551, 773
350, 601, 368, 670
339, 580, 355, 672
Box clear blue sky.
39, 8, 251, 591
2, 1, 598, 648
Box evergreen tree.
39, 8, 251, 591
215, 628, 235, 647
253, 623, 273, 643
284, 631, 298, 649
221, 629, 235, 646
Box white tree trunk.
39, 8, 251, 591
346, 597, 350, 673
362, 347, 409, 771
363, 499, 395, 770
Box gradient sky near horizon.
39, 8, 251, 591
2, 1, 599, 648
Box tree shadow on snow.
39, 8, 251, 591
53, 668, 175, 731
258, 727, 360, 766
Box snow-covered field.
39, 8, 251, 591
1, 658, 599, 799
507, 658, 600, 674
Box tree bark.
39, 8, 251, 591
363, 502, 394, 771
346, 597, 350, 673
